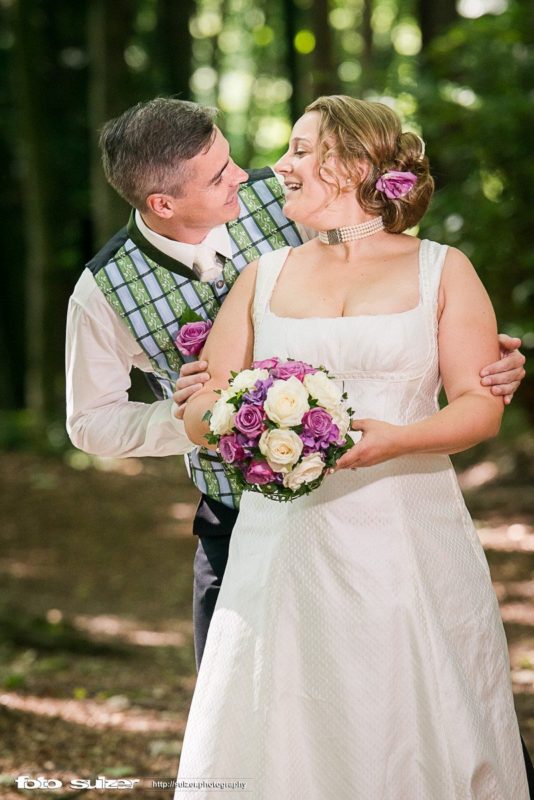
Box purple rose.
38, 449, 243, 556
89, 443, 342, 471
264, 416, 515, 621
175, 320, 213, 356
252, 357, 279, 370
243, 376, 274, 405
272, 360, 315, 381
234, 403, 265, 438
219, 434, 245, 464
301, 408, 340, 448
375, 170, 418, 200
245, 460, 277, 485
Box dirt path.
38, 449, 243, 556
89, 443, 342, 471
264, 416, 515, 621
0, 451, 532, 798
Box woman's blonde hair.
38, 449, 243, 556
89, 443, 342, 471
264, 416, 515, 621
305, 95, 434, 233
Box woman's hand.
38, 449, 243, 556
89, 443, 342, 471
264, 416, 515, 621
334, 419, 406, 470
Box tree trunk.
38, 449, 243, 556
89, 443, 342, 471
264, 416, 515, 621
12, 0, 56, 419
155, 0, 195, 99
360, 0, 374, 92
87, 0, 134, 247
282, 0, 301, 123
418, 0, 458, 48
311, 0, 337, 97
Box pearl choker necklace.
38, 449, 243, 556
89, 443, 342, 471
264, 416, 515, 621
318, 217, 384, 245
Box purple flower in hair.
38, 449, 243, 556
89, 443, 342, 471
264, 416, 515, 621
375, 170, 417, 200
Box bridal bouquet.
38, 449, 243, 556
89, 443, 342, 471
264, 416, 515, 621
204, 358, 354, 501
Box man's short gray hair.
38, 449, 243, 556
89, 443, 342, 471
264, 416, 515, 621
99, 98, 218, 211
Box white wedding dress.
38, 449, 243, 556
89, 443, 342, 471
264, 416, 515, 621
175, 242, 528, 799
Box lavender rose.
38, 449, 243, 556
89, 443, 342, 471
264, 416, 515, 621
245, 460, 277, 485
219, 434, 245, 464
300, 408, 340, 451
272, 360, 315, 381
375, 170, 417, 200
252, 357, 279, 370
234, 403, 265, 438
175, 320, 213, 356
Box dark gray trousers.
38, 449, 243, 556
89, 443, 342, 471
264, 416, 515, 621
192, 495, 237, 669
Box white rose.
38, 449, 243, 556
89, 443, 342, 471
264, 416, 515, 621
264, 376, 310, 427
329, 407, 351, 438
218, 387, 235, 403
259, 429, 303, 474
230, 368, 269, 393
209, 399, 236, 435
283, 453, 325, 491
303, 371, 342, 411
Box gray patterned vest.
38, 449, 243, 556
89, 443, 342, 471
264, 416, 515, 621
88, 170, 303, 508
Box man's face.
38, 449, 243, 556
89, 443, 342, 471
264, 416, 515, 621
170, 127, 248, 233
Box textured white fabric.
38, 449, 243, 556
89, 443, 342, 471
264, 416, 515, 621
192, 243, 225, 282
176, 241, 528, 800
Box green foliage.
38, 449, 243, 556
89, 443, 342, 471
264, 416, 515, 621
416, 2, 534, 346
1, 0, 533, 427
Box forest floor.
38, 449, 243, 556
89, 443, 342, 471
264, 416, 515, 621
0, 450, 533, 799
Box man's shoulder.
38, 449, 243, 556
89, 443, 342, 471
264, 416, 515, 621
85, 225, 129, 276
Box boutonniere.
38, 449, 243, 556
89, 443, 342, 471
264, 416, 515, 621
174, 308, 213, 356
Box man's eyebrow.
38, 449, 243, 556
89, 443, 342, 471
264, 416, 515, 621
209, 159, 230, 185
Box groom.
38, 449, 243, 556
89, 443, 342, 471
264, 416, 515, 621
66, 97, 526, 665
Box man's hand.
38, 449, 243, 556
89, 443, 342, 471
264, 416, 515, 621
480, 334, 526, 405
173, 360, 211, 420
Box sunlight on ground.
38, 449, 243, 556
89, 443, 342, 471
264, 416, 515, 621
74, 614, 191, 647
0, 692, 183, 734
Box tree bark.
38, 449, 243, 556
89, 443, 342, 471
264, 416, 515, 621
360, 0, 374, 92
12, 0, 56, 419
282, 0, 301, 123
311, 0, 337, 97
155, 0, 195, 99
418, 0, 458, 48
87, 0, 135, 247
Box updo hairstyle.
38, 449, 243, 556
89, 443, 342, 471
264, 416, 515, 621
305, 95, 434, 233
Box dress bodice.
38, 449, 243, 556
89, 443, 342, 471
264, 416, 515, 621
252, 240, 448, 425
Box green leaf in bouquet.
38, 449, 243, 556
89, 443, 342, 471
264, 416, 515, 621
202, 410, 212, 423
178, 307, 204, 325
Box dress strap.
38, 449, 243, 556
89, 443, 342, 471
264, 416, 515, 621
419, 239, 448, 327
252, 246, 292, 329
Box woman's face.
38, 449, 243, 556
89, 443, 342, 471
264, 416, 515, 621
274, 111, 343, 228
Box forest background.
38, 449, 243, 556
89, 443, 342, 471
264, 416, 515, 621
1, 0, 534, 795
1, 0, 533, 434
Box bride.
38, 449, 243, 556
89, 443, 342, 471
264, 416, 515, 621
175, 95, 529, 799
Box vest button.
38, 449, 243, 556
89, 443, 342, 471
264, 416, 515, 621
216, 279, 225, 289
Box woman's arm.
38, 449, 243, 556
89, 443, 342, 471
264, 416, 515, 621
182, 262, 258, 447
336, 248, 504, 468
